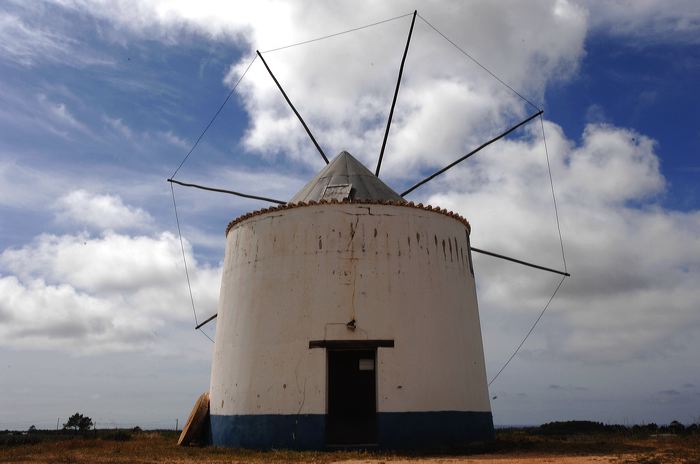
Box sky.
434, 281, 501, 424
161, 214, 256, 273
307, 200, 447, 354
0, 0, 699, 430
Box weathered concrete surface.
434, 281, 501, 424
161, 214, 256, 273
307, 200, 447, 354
210, 203, 492, 448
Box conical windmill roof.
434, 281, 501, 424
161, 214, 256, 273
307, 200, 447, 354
290, 151, 403, 203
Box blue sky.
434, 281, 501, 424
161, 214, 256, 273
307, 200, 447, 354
1, 0, 699, 430
547, 36, 700, 211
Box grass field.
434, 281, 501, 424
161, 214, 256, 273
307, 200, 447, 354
1, 428, 699, 463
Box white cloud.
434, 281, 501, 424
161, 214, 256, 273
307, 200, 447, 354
102, 114, 191, 151
54, 189, 154, 231
8, 120, 695, 365
224, 0, 587, 174
584, 0, 700, 44
427, 121, 700, 363
36, 93, 93, 138
47, 0, 587, 174
0, 81, 97, 142
0, 11, 75, 66
0, 275, 149, 350
0, 90, 93, 140
0, 157, 168, 223
0, 7, 114, 67
156, 130, 189, 149
103, 115, 134, 139
0, 159, 60, 209
6, 0, 697, 367
0, 230, 220, 353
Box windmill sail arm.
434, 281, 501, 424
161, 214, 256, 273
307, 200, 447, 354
471, 246, 570, 277
195, 313, 218, 330
167, 179, 286, 205
375, 10, 417, 178
256, 50, 329, 165
400, 110, 543, 196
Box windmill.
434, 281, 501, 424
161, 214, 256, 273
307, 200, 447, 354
169, 10, 569, 449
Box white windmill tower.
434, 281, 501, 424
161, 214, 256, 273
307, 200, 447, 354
209, 150, 493, 448
170, 10, 568, 450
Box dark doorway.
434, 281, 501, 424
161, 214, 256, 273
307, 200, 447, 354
326, 349, 377, 445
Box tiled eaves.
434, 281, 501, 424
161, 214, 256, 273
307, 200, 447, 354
225, 199, 471, 237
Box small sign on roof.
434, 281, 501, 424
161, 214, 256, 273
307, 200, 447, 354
322, 184, 353, 201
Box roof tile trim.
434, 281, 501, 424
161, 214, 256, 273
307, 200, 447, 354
225, 200, 471, 237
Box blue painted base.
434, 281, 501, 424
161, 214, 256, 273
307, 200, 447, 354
377, 411, 495, 449
210, 411, 493, 450
210, 414, 325, 450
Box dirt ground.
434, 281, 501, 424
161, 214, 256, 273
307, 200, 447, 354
1, 431, 698, 464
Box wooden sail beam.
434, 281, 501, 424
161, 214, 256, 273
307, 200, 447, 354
195, 313, 218, 330
256, 50, 329, 165
375, 10, 417, 177
167, 179, 286, 205
471, 246, 570, 277
401, 110, 543, 196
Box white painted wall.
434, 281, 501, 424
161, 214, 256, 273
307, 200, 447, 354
210, 203, 491, 416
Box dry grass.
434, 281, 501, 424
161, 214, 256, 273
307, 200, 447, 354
0, 430, 698, 464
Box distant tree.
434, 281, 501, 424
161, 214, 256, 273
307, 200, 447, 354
27, 425, 36, 434
63, 413, 93, 433
669, 420, 685, 433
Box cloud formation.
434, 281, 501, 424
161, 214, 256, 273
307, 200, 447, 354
430, 121, 700, 363
586, 0, 700, 44
0, 222, 220, 353
44, 0, 586, 173
55, 189, 154, 231
0, 5, 114, 67
2, 0, 698, 372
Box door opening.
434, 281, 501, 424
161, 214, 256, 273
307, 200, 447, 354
326, 349, 377, 445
